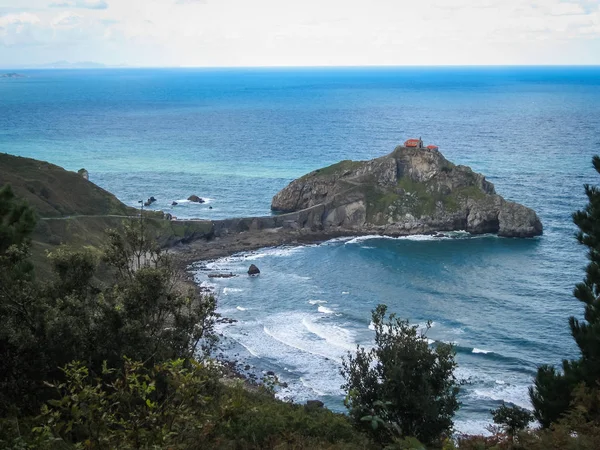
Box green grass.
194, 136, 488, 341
303, 160, 364, 179
1, 153, 215, 277
363, 176, 489, 223
0, 153, 135, 218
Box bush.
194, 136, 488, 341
341, 304, 460, 446
34, 358, 222, 449
491, 402, 533, 439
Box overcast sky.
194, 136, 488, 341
1, 0, 599, 67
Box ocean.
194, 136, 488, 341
1, 66, 600, 434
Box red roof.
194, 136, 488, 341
404, 139, 421, 147
427, 145, 438, 150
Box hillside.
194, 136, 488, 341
272, 145, 543, 238
0, 153, 134, 218
0, 153, 212, 275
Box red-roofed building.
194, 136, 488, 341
427, 145, 439, 150
404, 138, 423, 148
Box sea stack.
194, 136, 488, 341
271, 145, 542, 238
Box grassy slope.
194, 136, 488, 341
0, 152, 212, 276
0, 153, 134, 218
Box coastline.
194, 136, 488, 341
171, 226, 366, 271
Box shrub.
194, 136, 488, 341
491, 402, 533, 439
341, 304, 460, 446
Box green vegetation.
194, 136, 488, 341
305, 159, 364, 179
363, 176, 487, 223
0, 182, 372, 449
2, 154, 600, 449
530, 155, 600, 427
0, 153, 133, 218
341, 305, 460, 447
0, 153, 212, 277
490, 403, 533, 439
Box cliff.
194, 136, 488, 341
271, 146, 542, 238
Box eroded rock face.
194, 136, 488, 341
271, 146, 542, 238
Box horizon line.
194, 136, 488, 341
2, 63, 600, 70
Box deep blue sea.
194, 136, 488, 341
2, 67, 600, 434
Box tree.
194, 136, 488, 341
0, 184, 36, 254
0, 187, 217, 415
0, 184, 39, 415
491, 402, 533, 439
341, 304, 460, 446
530, 155, 600, 427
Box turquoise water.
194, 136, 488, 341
2, 67, 600, 433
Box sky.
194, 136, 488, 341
0, 0, 599, 67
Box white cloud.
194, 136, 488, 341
0, 12, 42, 46
1, 0, 599, 65
52, 11, 83, 27
50, 0, 108, 10
0, 12, 41, 27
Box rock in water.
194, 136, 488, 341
248, 264, 260, 276
188, 195, 205, 203
271, 145, 542, 238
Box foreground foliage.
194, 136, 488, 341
341, 304, 460, 446
5, 149, 600, 448
530, 156, 600, 427
0, 183, 372, 449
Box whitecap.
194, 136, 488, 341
176, 197, 214, 205
323, 236, 355, 244
300, 377, 327, 396
345, 235, 380, 245
242, 246, 304, 261
341, 291, 350, 295
223, 287, 244, 295
263, 324, 341, 363
308, 300, 328, 305
202, 246, 305, 270
472, 348, 492, 354
301, 317, 356, 352
454, 419, 494, 437
318, 306, 334, 314
472, 384, 532, 410
236, 306, 247, 311
227, 336, 261, 358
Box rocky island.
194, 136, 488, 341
0, 145, 542, 273
272, 145, 542, 238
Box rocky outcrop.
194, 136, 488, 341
188, 195, 205, 203
271, 146, 542, 238
248, 264, 260, 276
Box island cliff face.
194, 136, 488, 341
271, 146, 542, 238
